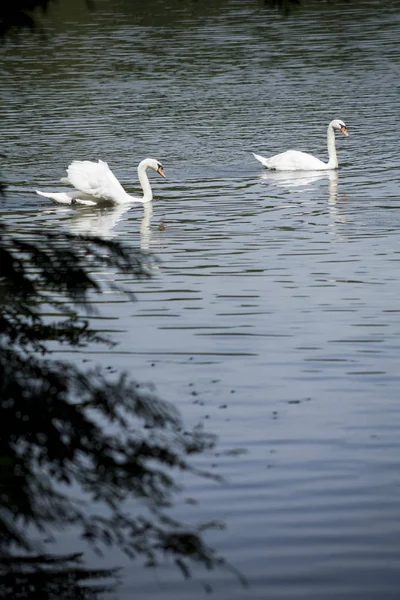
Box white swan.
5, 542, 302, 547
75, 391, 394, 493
253, 119, 349, 171
36, 157, 165, 206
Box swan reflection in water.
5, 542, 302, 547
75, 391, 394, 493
66, 202, 154, 250
260, 168, 338, 191
260, 169, 348, 232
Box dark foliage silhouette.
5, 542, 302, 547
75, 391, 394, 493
0, 0, 93, 37
0, 0, 304, 39
0, 225, 238, 598
0, 553, 118, 600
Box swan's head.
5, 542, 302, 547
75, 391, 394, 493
155, 160, 166, 178
141, 158, 166, 178
331, 119, 349, 137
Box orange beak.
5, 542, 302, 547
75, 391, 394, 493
157, 166, 166, 178
341, 126, 349, 137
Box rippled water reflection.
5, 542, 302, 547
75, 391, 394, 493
1, 0, 400, 598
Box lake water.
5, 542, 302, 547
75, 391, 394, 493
1, 0, 400, 598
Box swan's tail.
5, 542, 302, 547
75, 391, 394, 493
36, 190, 97, 206
252, 152, 272, 169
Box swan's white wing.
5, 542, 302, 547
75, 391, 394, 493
270, 151, 328, 171
36, 189, 96, 206
66, 160, 129, 203
256, 150, 328, 171
252, 152, 271, 168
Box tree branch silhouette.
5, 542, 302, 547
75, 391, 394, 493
1, 226, 232, 596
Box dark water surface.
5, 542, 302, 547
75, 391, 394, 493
1, 0, 400, 597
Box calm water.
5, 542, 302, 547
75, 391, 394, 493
2, 0, 400, 598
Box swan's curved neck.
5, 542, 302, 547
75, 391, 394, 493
137, 161, 153, 202
326, 124, 338, 169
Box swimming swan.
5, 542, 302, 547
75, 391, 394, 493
36, 157, 165, 206
253, 119, 349, 171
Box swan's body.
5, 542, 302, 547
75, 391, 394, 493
36, 158, 165, 206
253, 119, 349, 171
